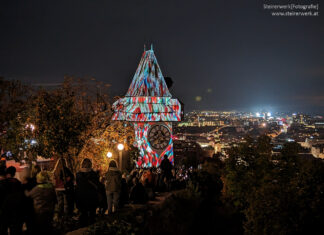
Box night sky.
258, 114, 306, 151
0, 0, 323, 113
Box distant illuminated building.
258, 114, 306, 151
214, 142, 222, 153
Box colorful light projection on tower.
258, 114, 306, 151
112, 46, 182, 167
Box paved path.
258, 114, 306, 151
66, 192, 173, 235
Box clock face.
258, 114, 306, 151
148, 124, 171, 150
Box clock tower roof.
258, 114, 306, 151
125, 48, 171, 97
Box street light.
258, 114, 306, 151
117, 143, 124, 170
117, 143, 124, 151
107, 152, 112, 158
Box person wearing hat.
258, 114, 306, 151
25, 171, 57, 234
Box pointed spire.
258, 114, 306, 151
125, 46, 171, 97
151, 44, 153, 51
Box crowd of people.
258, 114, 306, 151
0, 155, 189, 235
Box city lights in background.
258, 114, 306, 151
255, 111, 273, 118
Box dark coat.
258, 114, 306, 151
130, 183, 148, 204
160, 158, 172, 179
0, 178, 7, 210
75, 168, 100, 209
119, 178, 129, 207
1, 177, 28, 225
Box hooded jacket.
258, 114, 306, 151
105, 167, 122, 192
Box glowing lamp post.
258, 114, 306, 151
117, 143, 124, 151
117, 143, 124, 170
106, 151, 113, 166
107, 152, 113, 158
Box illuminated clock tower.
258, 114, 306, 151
112, 46, 182, 167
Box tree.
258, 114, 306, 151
45, 79, 136, 171
223, 135, 273, 211
224, 136, 324, 234
0, 77, 32, 156
0, 76, 137, 173
24, 77, 112, 166
77, 120, 135, 172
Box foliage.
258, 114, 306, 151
77, 120, 135, 172
28, 77, 132, 172
0, 77, 32, 156
182, 152, 199, 168
223, 135, 324, 234
224, 135, 273, 211
145, 190, 202, 235
0, 77, 135, 171
188, 160, 223, 200
24, 78, 98, 161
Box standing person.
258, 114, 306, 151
0, 165, 8, 235
53, 159, 75, 219
119, 173, 129, 208
160, 155, 172, 191
63, 166, 75, 216
75, 158, 99, 226
1, 166, 27, 235
129, 177, 148, 204
105, 160, 122, 214
127, 169, 138, 189
143, 178, 155, 200
25, 171, 57, 235
21, 170, 37, 235
31, 164, 41, 180
97, 171, 107, 216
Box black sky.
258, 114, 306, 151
0, 0, 323, 113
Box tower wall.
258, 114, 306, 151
134, 122, 173, 167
